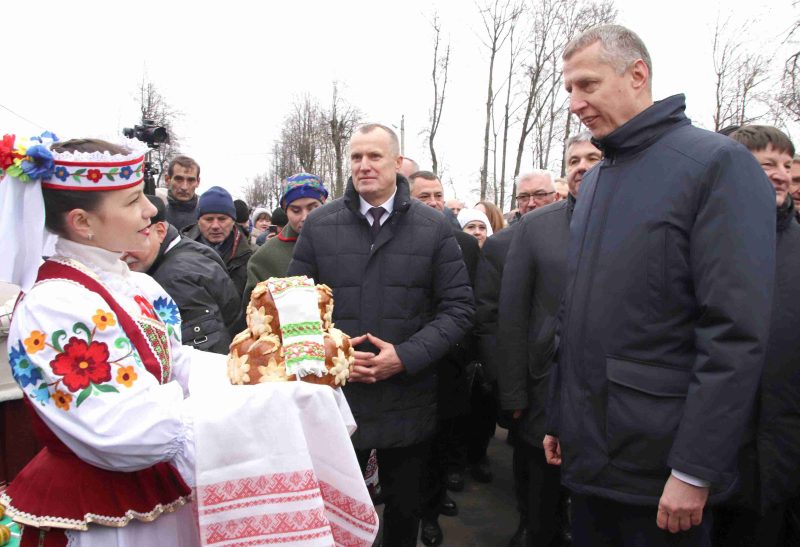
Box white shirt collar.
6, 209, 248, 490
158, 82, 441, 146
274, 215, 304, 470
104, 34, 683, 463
56, 237, 130, 279
359, 190, 397, 225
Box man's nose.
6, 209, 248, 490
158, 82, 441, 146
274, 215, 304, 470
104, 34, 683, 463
773, 166, 791, 185
570, 95, 585, 114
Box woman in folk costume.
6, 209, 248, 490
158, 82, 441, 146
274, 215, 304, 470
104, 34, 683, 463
0, 135, 203, 546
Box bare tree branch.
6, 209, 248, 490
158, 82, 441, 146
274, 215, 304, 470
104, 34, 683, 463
712, 17, 770, 130
478, 0, 523, 200
429, 14, 451, 175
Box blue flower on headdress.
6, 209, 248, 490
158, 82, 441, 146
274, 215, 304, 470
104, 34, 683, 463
119, 165, 133, 180
21, 145, 55, 181
9, 340, 43, 388
53, 165, 69, 181
153, 297, 180, 325
30, 131, 59, 143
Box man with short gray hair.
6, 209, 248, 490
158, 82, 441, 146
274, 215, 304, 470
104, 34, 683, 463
398, 157, 420, 179
499, 130, 600, 547
546, 24, 775, 545
512, 171, 557, 222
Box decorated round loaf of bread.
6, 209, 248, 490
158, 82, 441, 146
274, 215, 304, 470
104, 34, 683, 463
228, 277, 353, 388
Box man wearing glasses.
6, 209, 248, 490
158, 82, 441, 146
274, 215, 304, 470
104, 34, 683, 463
165, 155, 202, 230
512, 171, 558, 223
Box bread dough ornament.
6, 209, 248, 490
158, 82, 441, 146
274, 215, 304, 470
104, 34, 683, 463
228, 276, 354, 388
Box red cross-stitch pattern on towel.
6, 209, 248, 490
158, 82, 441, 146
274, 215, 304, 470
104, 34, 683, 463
199, 470, 318, 506
202, 507, 329, 544
330, 521, 375, 547
320, 481, 378, 527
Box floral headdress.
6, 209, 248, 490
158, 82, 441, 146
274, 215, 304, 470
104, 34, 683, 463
0, 132, 59, 182
0, 132, 148, 292
0, 133, 146, 191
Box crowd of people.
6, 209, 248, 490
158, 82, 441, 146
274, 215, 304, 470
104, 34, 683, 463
1, 22, 799, 547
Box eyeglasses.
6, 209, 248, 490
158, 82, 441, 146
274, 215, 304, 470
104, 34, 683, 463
516, 191, 555, 202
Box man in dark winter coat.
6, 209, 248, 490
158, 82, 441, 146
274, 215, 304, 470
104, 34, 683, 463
713, 126, 800, 546
408, 170, 481, 546
546, 25, 775, 546
182, 186, 253, 296
244, 173, 328, 308
471, 170, 556, 546
164, 155, 201, 230
288, 123, 474, 547
498, 131, 601, 547
124, 196, 241, 354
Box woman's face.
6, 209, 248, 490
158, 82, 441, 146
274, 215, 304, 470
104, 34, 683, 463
86, 183, 157, 253
254, 214, 271, 232
463, 220, 488, 247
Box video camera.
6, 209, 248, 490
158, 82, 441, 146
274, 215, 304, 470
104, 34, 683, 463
122, 119, 169, 149
122, 119, 169, 195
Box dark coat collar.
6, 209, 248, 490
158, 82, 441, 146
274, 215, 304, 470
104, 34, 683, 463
343, 174, 413, 217
148, 224, 181, 274
167, 192, 198, 211
593, 94, 690, 161
778, 194, 796, 233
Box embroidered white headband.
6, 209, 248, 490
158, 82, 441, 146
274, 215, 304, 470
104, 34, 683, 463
0, 133, 148, 291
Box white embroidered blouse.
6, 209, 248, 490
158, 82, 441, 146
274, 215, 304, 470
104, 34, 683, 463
6, 238, 203, 485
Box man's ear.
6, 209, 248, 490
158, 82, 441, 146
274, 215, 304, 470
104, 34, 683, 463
629, 58, 650, 92
156, 221, 169, 243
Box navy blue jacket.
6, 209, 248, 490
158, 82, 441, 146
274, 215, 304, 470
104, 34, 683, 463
549, 95, 776, 505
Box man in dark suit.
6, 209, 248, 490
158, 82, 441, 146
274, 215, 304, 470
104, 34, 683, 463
408, 170, 481, 546
498, 131, 601, 546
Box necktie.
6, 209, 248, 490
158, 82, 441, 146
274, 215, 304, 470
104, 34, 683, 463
368, 207, 385, 240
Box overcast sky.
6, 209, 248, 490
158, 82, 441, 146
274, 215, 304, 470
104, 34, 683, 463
1, 0, 796, 206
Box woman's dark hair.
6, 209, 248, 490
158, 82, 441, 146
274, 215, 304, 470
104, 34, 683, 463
43, 139, 131, 237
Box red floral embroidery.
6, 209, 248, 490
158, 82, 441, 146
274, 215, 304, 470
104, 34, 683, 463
50, 337, 112, 392
134, 295, 158, 320
86, 169, 102, 183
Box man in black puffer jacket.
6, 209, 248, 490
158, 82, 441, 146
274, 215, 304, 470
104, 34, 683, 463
125, 196, 242, 354
289, 123, 474, 547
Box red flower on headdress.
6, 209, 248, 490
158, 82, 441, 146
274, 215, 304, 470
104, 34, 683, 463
86, 169, 103, 183
0, 134, 17, 171
50, 337, 112, 392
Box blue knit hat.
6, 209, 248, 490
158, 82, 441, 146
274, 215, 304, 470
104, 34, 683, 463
280, 173, 328, 208
197, 186, 236, 219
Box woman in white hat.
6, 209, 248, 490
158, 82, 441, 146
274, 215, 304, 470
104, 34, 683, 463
457, 208, 494, 248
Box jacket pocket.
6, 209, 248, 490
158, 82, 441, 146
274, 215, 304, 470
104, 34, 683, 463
528, 316, 557, 380
181, 313, 230, 354
646, 227, 667, 320
605, 356, 690, 473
